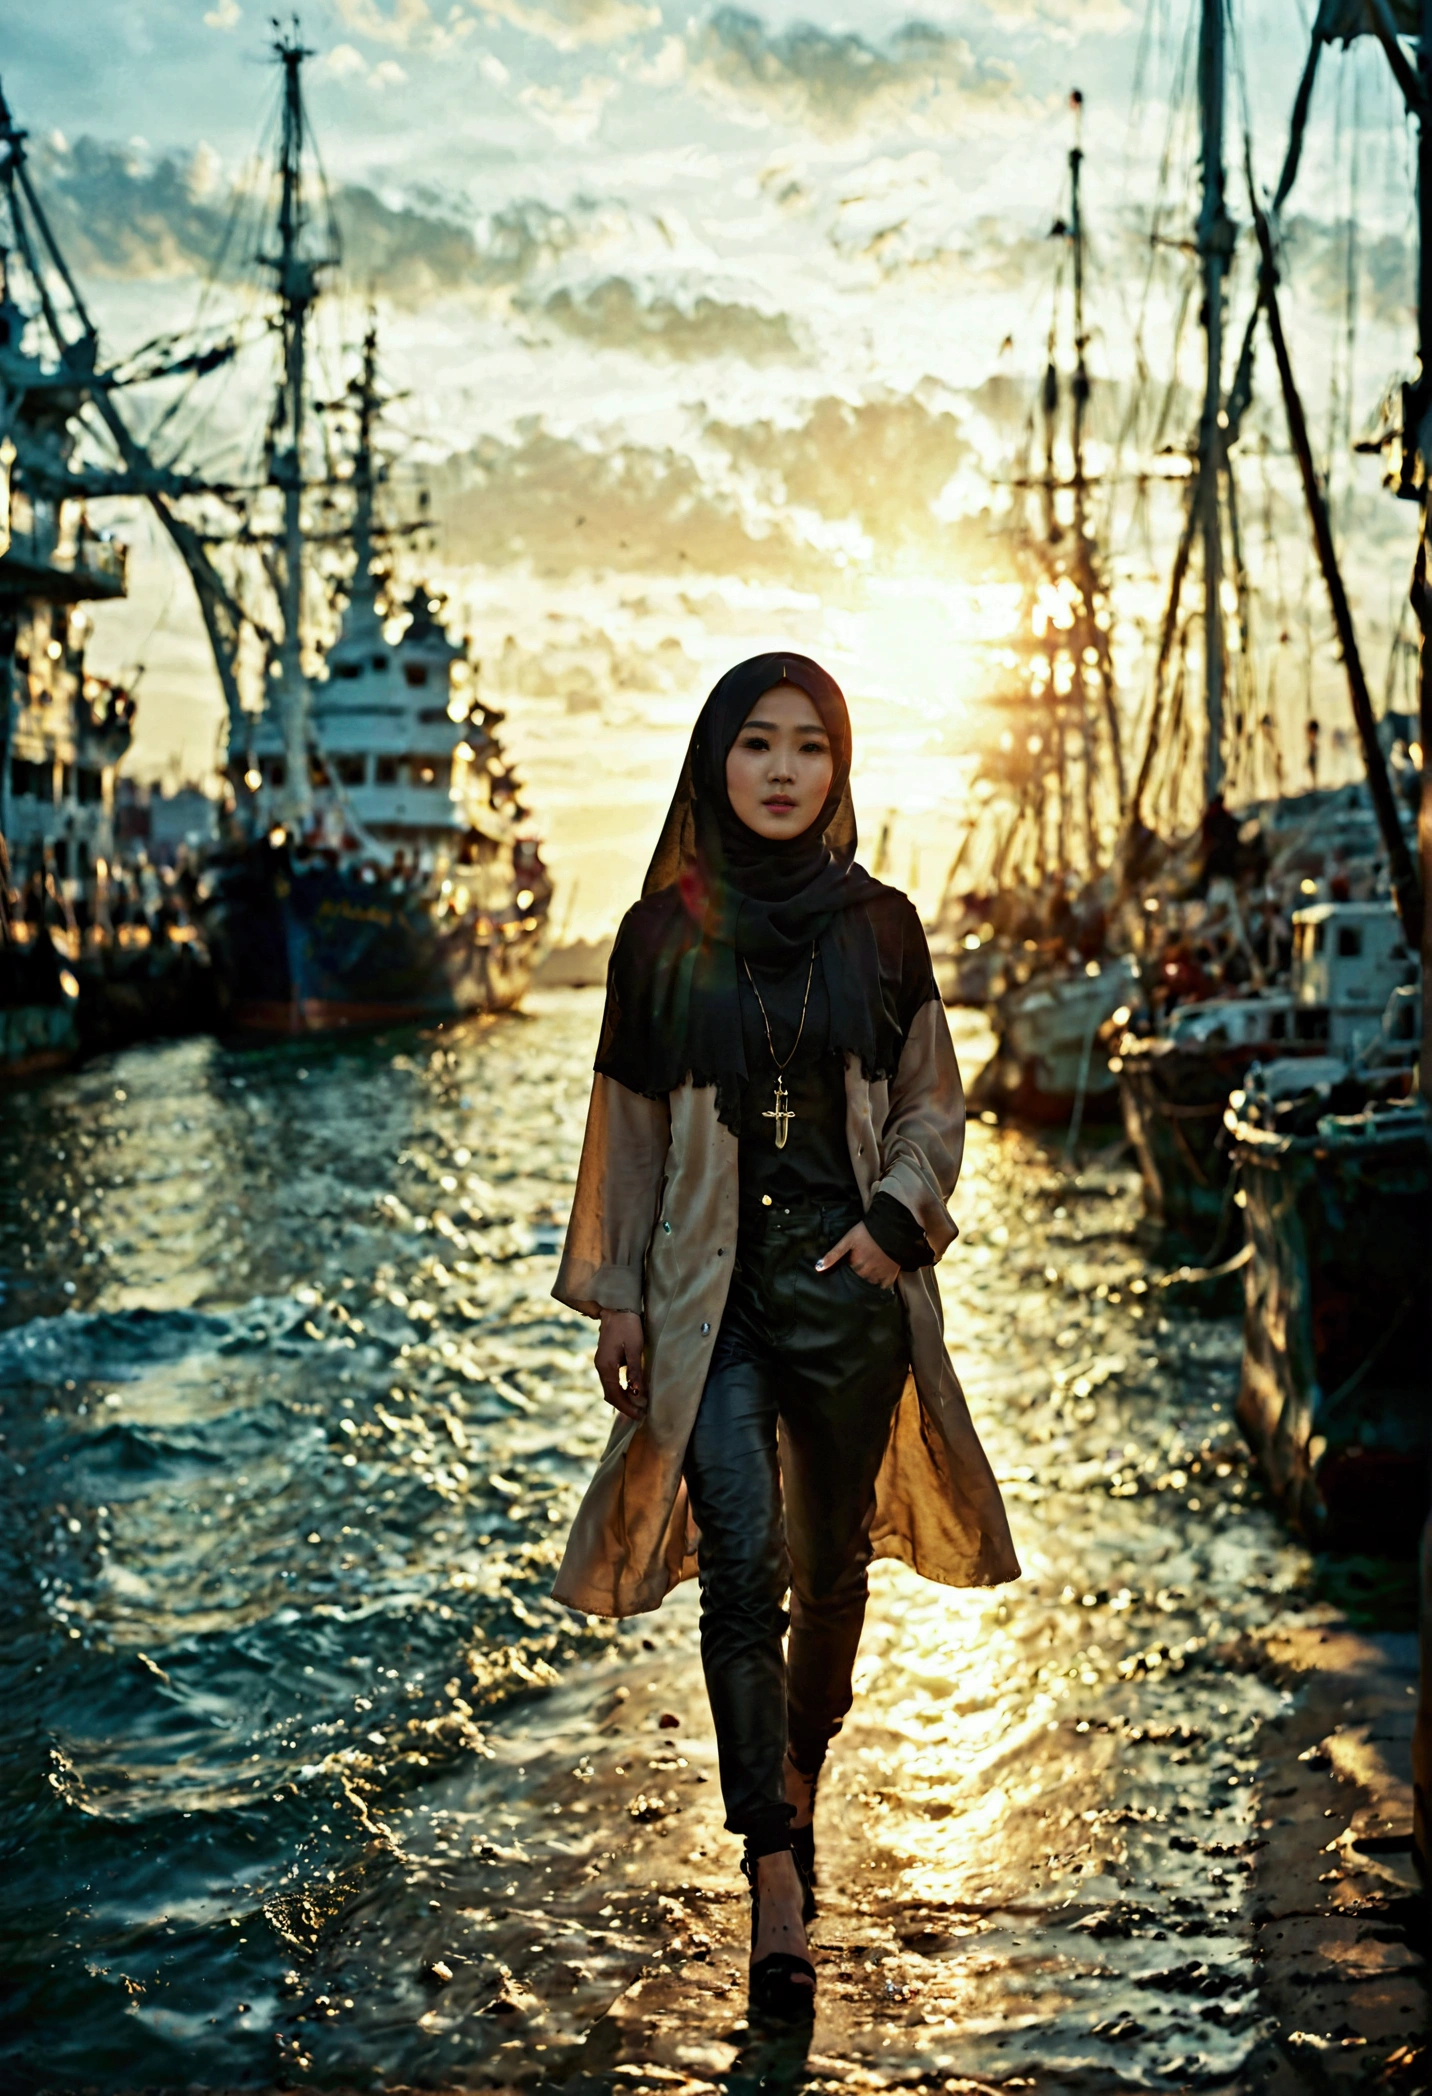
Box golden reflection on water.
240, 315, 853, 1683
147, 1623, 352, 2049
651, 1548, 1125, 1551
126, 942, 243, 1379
0, 993, 1328, 2089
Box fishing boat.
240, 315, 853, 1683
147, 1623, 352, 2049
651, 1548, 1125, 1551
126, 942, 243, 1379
190, 39, 552, 1033
931, 98, 1138, 1122
1115, 898, 1418, 1250
1098, 0, 1425, 1252
1228, 1080, 1428, 1554
198, 323, 551, 1033
1214, 0, 1431, 1553
0, 207, 214, 1079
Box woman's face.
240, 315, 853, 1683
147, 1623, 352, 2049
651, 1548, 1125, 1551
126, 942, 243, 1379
724, 682, 835, 841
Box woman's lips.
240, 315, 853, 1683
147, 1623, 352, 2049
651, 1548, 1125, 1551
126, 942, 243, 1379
764, 797, 796, 812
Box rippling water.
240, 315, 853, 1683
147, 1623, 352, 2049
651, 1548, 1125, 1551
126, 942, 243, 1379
0, 996, 1324, 2091
0, 996, 629, 2088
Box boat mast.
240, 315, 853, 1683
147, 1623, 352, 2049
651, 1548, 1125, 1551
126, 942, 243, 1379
1069, 97, 1089, 546
261, 23, 332, 829
1067, 96, 1103, 868
1196, 0, 1232, 804
349, 318, 380, 613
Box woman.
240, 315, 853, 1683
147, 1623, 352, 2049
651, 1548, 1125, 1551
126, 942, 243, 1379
552, 653, 1018, 2015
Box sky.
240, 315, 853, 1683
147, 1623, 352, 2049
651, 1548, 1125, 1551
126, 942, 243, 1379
3, 0, 1423, 930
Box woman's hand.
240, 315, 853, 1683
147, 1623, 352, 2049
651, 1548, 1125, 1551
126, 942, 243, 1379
815, 1220, 900, 1290
595, 1309, 647, 1419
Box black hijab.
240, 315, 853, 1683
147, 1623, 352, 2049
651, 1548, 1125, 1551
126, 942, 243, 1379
594, 651, 909, 1124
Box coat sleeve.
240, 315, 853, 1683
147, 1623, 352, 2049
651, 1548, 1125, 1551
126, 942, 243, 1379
869, 996, 965, 1261
553, 1074, 671, 1320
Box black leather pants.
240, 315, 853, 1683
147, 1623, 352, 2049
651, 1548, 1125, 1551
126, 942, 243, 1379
682, 1198, 909, 1854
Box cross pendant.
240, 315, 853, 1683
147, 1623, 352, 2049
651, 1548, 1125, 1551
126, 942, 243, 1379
763, 1076, 794, 1150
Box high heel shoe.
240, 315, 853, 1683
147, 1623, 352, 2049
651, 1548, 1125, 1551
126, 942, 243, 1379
742, 1844, 816, 2021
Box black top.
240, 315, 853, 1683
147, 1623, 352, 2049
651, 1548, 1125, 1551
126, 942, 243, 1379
736, 941, 934, 1269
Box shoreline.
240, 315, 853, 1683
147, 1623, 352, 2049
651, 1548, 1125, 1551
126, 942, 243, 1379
246, 1588, 1425, 2096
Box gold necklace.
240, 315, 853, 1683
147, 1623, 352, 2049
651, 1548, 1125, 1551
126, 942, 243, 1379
742, 945, 815, 1151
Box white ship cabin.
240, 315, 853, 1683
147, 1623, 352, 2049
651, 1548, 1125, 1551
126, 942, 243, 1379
249, 587, 522, 876
1291, 901, 1417, 1053
1167, 994, 1297, 1049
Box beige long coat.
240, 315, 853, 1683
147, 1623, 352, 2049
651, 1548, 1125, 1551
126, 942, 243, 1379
551, 997, 1020, 1616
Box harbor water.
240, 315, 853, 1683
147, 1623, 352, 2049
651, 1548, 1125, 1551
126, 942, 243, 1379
0, 994, 1416, 2091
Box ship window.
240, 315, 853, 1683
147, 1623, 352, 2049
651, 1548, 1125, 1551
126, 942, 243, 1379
404, 663, 429, 688
309, 756, 330, 788
333, 661, 362, 681
53, 839, 69, 878
408, 755, 447, 787
335, 755, 366, 787
1269, 1011, 1287, 1039
61, 764, 75, 801
9, 757, 35, 797
77, 766, 103, 805
376, 755, 400, 785
267, 758, 286, 788
1336, 926, 1363, 958
1311, 923, 1325, 954
372, 653, 388, 672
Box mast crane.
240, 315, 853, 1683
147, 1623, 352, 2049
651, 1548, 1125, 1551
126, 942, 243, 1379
0, 77, 252, 764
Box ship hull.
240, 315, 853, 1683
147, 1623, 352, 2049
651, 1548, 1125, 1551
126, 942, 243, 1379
1, 937, 79, 1081
966, 958, 1139, 1125
1230, 1105, 1429, 1554
203, 842, 547, 1036
1116, 1036, 1275, 1252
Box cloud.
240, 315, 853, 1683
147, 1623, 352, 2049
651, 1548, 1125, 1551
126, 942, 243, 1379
471, 196, 609, 286
203, 0, 242, 27
333, 0, 434, 44
709, 391, 972, 546
314, 41, 409, 85
318, 40, 371, 78
427, 391, 992, 585
428, 421, 832, 582
982, 0, 1131, 31
686, 9, 1020, 140
519, 74, 619, 141
1281, 216, 1413, 329
332, 0, 475, 50
529, 276, 801, 361
27, 135, 480, 302
479, 0, 658, 48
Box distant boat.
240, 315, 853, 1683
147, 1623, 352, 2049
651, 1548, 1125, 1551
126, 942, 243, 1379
0, 189, 215, 1079
185, 39, 553, 1034
202, 566, 551, 1031
3, 37, 553, 1047
928, 94, 1135, 1125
